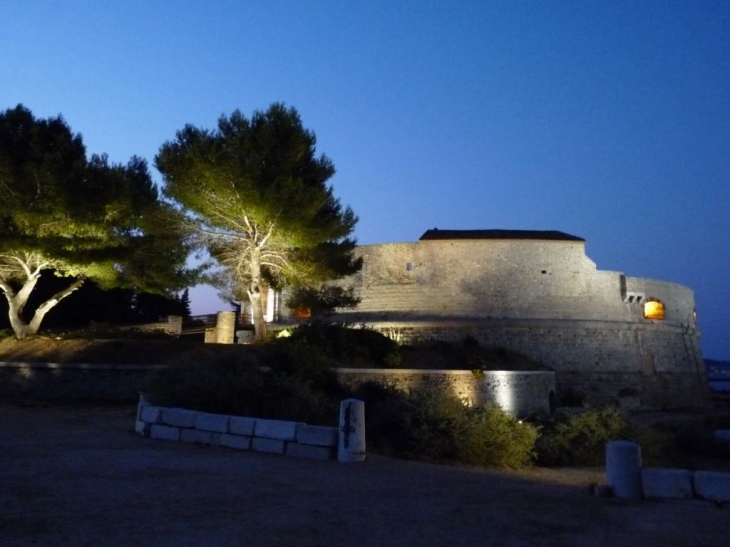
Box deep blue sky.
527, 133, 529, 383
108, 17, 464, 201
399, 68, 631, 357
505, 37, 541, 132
2, 1, 728, 358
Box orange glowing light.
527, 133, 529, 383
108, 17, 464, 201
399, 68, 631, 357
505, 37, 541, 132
643, 300, 665, 320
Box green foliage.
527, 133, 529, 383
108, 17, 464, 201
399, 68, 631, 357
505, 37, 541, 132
349, 382, 537, 468
285, 285, 360, 318
535, 406, 633, 467
143, 352, 339, 426
0, 105, 195, 338
283, 322, 400, 367
156, 103, 361, 340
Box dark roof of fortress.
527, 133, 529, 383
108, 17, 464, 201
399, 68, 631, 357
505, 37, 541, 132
419, 229, 585, 242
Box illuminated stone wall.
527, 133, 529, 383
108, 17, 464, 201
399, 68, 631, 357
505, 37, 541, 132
335, 369, 556, 417
324, 238, 707, 408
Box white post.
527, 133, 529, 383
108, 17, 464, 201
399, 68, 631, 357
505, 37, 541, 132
135, 393, 150, 436
338, 399, 366, 463
606, 440, 643, 499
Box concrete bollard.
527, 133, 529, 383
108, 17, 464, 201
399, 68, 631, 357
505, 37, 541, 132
606, 440, 643, 499
338, 399, 366, 463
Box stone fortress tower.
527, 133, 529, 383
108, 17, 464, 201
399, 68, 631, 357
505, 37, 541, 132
321, 229, 708, 408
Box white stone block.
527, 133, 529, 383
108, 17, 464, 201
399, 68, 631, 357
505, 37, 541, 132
641, 468, 694, 500
134, 419, 149, 436
694, 471, 730, 503
229, 416, 256, 436
140, 405, 162, 424
161, 408, 198, 428
296, 424, 338, 447
195, 412, 230, 433
286, 442, 334, 461
252, 437, 286, 454
180, 429, 220, 445
254, 419, 299, 441
220, 434, 251, 451
150, 424, 181, 442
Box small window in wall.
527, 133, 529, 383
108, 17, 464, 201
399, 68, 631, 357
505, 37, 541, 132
624, 291, 645, 304
643, 300, 665, 320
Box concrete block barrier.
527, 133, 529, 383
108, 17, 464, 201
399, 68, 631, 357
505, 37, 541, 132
180, 429, 221, 446
220, 434, 251, 451
254, 419, 299, 441
136, 397, 346, 462
296, 424, 338, 447
195, 413, 230, 433
150, 424, 181, 442
641, 468, 694, 500
134, 420, 149, 436
229, 416, 256, 436
252, 437, 286, 454
139, 405, 162, 424
161, 408, 198, 428
694, 471, 730, 503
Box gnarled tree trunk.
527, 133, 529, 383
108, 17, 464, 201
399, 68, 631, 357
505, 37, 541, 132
1, 275, 85, 339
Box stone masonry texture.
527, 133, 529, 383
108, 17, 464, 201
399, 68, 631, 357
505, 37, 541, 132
316, 236, 707, 408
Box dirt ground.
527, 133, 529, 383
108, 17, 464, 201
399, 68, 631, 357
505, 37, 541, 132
1, 404, 729, 547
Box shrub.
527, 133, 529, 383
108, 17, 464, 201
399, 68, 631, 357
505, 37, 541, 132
535, 406, 631, 467
458, 403, 538, 468
349, 381, 537, 468
347, 381, 412, 456
142, 352, 339, 426
285, 322, 400, 367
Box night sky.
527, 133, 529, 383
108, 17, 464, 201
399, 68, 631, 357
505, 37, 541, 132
2, 1, 728, 358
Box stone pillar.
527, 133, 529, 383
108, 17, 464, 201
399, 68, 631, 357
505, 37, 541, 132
204, 327, 216, 343
166, 315, 183, 335
606, 440, 643, 499
215, 311, 236, 344
338, 399, 366, 463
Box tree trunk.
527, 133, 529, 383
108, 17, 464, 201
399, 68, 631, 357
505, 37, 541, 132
248, 287, 267, 342
247, 247, 267, 342
1, 276, 85, 340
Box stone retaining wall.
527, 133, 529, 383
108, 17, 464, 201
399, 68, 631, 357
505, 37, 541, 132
0, 362, 558, 416
355, 320, 708, 409
0, 362, 163, 402
335, 369, 556, 417
136, 401, 339, 461
317, 237, 708, 409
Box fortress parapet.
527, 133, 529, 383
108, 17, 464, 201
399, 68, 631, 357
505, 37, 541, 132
323, 229, 707, 408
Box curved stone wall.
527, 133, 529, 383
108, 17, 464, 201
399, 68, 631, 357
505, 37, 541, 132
323, 236, 708, 408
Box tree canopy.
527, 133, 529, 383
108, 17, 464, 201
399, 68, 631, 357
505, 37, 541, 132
0, 104, 193, 338
156, 103, 361, 340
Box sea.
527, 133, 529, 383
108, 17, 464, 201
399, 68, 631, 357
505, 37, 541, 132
707, 360, 730, 392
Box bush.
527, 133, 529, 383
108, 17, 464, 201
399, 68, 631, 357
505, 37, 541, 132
535, 406, 632, 467
285, 322, 400, 367
142, 352, 339, 426
349, 382, 537, 468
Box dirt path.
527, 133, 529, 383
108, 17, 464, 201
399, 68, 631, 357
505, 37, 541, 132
1, 404, 728, 546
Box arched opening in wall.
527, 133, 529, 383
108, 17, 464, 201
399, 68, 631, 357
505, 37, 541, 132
643, 299, 665, 320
